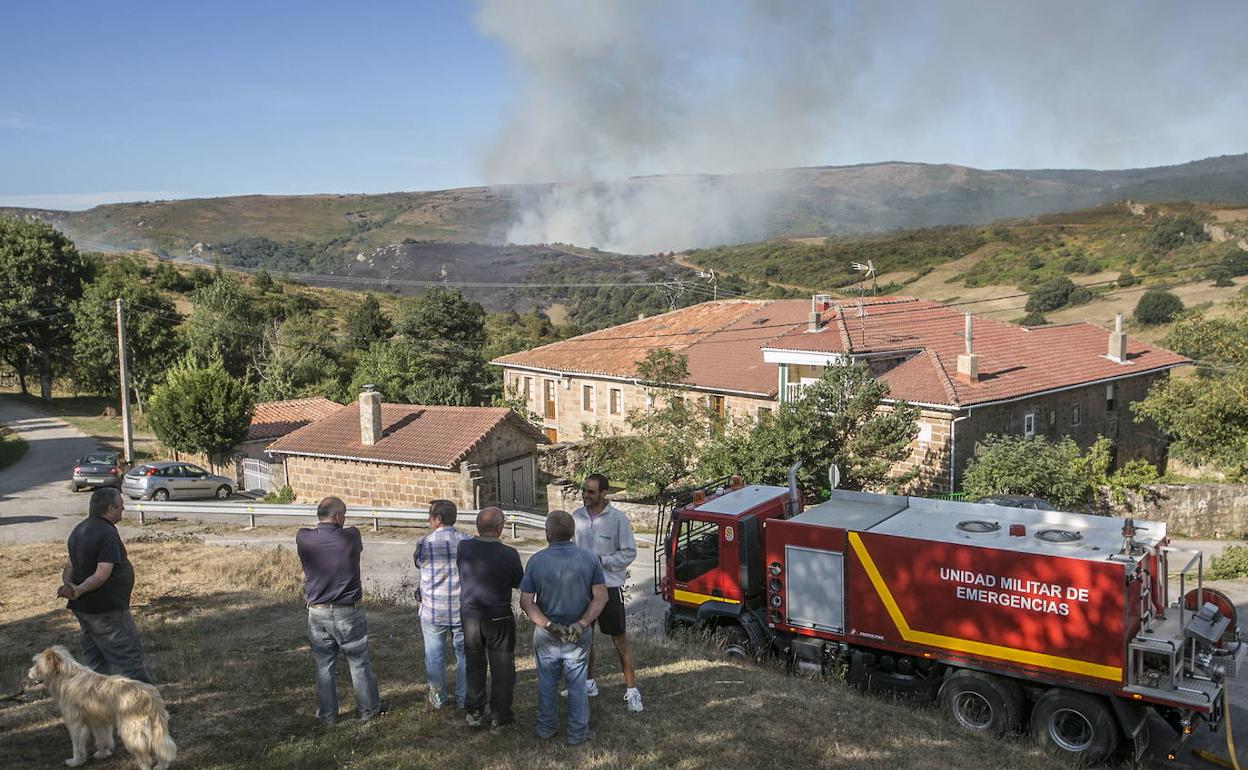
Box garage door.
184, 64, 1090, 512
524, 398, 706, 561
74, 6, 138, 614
497, 455, 535, 510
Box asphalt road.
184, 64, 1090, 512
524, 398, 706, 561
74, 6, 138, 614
0, 396, 1243, 766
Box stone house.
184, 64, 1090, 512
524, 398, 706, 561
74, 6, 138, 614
492, 296, 1189, 493
267, 390, 547, 510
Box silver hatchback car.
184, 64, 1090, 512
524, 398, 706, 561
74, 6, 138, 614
122, 461, 234, 501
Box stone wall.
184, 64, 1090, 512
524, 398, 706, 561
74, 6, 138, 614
283, 455, 472, 509
502, 367, 774, 443
1111, 483, 1248, 539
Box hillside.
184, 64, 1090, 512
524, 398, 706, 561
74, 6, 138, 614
682, 201, 1248, 342
4, 154, 1248, 263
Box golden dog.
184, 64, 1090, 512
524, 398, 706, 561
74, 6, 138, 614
27, 646, 176, 769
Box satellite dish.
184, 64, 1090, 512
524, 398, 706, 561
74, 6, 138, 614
828, 464, 841, 490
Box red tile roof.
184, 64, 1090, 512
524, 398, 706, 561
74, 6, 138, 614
267, 404, 545, 469
766, 298, 1190, 406
494, 296, 1190, 408
492, 300, 808, 396
247, 397, 345, 442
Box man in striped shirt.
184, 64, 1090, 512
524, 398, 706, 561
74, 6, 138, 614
414, 499, 470, 709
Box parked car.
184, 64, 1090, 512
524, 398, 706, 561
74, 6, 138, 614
972, 494, 1056, 510
70, 453, 125, 492
122, 461, 234, 501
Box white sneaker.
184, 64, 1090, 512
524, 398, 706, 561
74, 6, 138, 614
624, 687, 643, 713
560, 678, 599, 698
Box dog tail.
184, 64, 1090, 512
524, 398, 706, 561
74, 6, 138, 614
149, 704, 177, 769
128, 684, 177, 769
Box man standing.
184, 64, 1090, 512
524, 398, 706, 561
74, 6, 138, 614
296, 496, 383, 725
57, 487, 151, 683
520, 510, 607, 746
413, 498, 469, 709
572, 473, 642, 712
456, 506, 523, 733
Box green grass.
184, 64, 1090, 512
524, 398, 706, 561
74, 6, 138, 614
0, 425, 28, 470
0, 539, 1065, 770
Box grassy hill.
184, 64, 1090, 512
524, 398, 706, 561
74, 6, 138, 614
683, 201, 1248, 341
4, 154, 1248, 265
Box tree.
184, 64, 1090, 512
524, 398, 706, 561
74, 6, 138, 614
184, 274, 257, 379
1134, 289, 1184, 325
151, 262, 191, 292
250, 269, 275, 293
961, 435, 1111, 510
69, 263, 183, 409
1116, 270, 1139, 288
0, 218, 93, 399
147, 355, 254, 469
349, 288, 494, 405
343, 293, 392, 351
699, 363, 920, 498
255, 315, 345, 401
1025, 277, 1077, 314
1148, 214, 1209, 253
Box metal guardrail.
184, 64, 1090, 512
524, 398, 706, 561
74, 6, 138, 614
128, 500, 654, 544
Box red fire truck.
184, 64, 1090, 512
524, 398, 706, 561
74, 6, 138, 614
655, 470, 1243, 765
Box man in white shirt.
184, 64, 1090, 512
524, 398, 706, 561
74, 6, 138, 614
571, 473, 642, 712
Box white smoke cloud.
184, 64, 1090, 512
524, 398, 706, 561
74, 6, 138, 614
474, 0, 1248, 254
474, 0, 868, 253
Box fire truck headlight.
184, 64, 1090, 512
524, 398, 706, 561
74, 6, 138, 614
770, 594, 783, 608
768, 577, 783, 593
769, 561, 783, 576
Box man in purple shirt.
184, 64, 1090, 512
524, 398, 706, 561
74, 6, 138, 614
296, 496, 382, 726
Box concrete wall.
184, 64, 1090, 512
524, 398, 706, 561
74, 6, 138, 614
1111, 483, 1248, 539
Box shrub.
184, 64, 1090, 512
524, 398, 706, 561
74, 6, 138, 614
261, 485, 295, 504
1207, 265, 1236, 287
1067, 285, 1094, 306
1107, 459, 1159, 504
962, 434, 1110, 510
1019, 310, 1049, 326
1149, 214, 1209, 253
1209, 545, 1248, 580
1117, 270, 1139, 288
1134, 289, 1184, 325
1025, 277, 1077, 313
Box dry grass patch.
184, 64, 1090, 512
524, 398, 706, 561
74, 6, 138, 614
1, 541, 1064, 769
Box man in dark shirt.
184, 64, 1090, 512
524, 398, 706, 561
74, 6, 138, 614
456, 506, 523, 733
296, 496, 382, 725
57, 487, 150, 683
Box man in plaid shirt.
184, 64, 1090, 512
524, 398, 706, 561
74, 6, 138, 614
414, 499, 470, 709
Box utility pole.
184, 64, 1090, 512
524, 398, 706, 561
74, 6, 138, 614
116, 298, 134, 464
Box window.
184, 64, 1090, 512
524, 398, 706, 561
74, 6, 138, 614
582, 384, 595, 412
523, 377, 534, 400
918, 422, 933, 443
757, 406, 773, 419
543, 427, 558, 443
1072, 404, 1082, 426
673, 519, 719, 582
609, 388, 623, 415
1106, 384, 1116, 412
543, 380, 556, 419
1049, 410, 1056, 428
708, 395, 725, 417
1023, 411, 1036, 437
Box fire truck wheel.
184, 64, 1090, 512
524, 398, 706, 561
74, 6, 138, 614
715, 625, 753, 662
1030, 689, 1119, 765
938, 670, 1024, 736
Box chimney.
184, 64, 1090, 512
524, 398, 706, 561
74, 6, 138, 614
956, 313, 979, 384
359, 385, 382, 445
1107, 313, 1128, 364
807, 295, 823, 332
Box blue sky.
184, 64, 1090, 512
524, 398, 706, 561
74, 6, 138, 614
2, 0, 1245, 209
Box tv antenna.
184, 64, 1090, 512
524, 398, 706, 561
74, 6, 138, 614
696, 269, 717, 301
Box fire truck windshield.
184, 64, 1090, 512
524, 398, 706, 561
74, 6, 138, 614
673, 519, 719, 581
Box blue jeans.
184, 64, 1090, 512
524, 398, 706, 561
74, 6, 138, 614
307, 605, 381, 721
420, 617, 466, 707
534, 625, 592, 744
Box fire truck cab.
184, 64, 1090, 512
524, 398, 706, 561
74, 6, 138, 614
655, 474, 1245, 765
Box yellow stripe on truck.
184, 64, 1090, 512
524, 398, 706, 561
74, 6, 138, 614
847, 532, 1122, 682
674, 589, 740, 606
